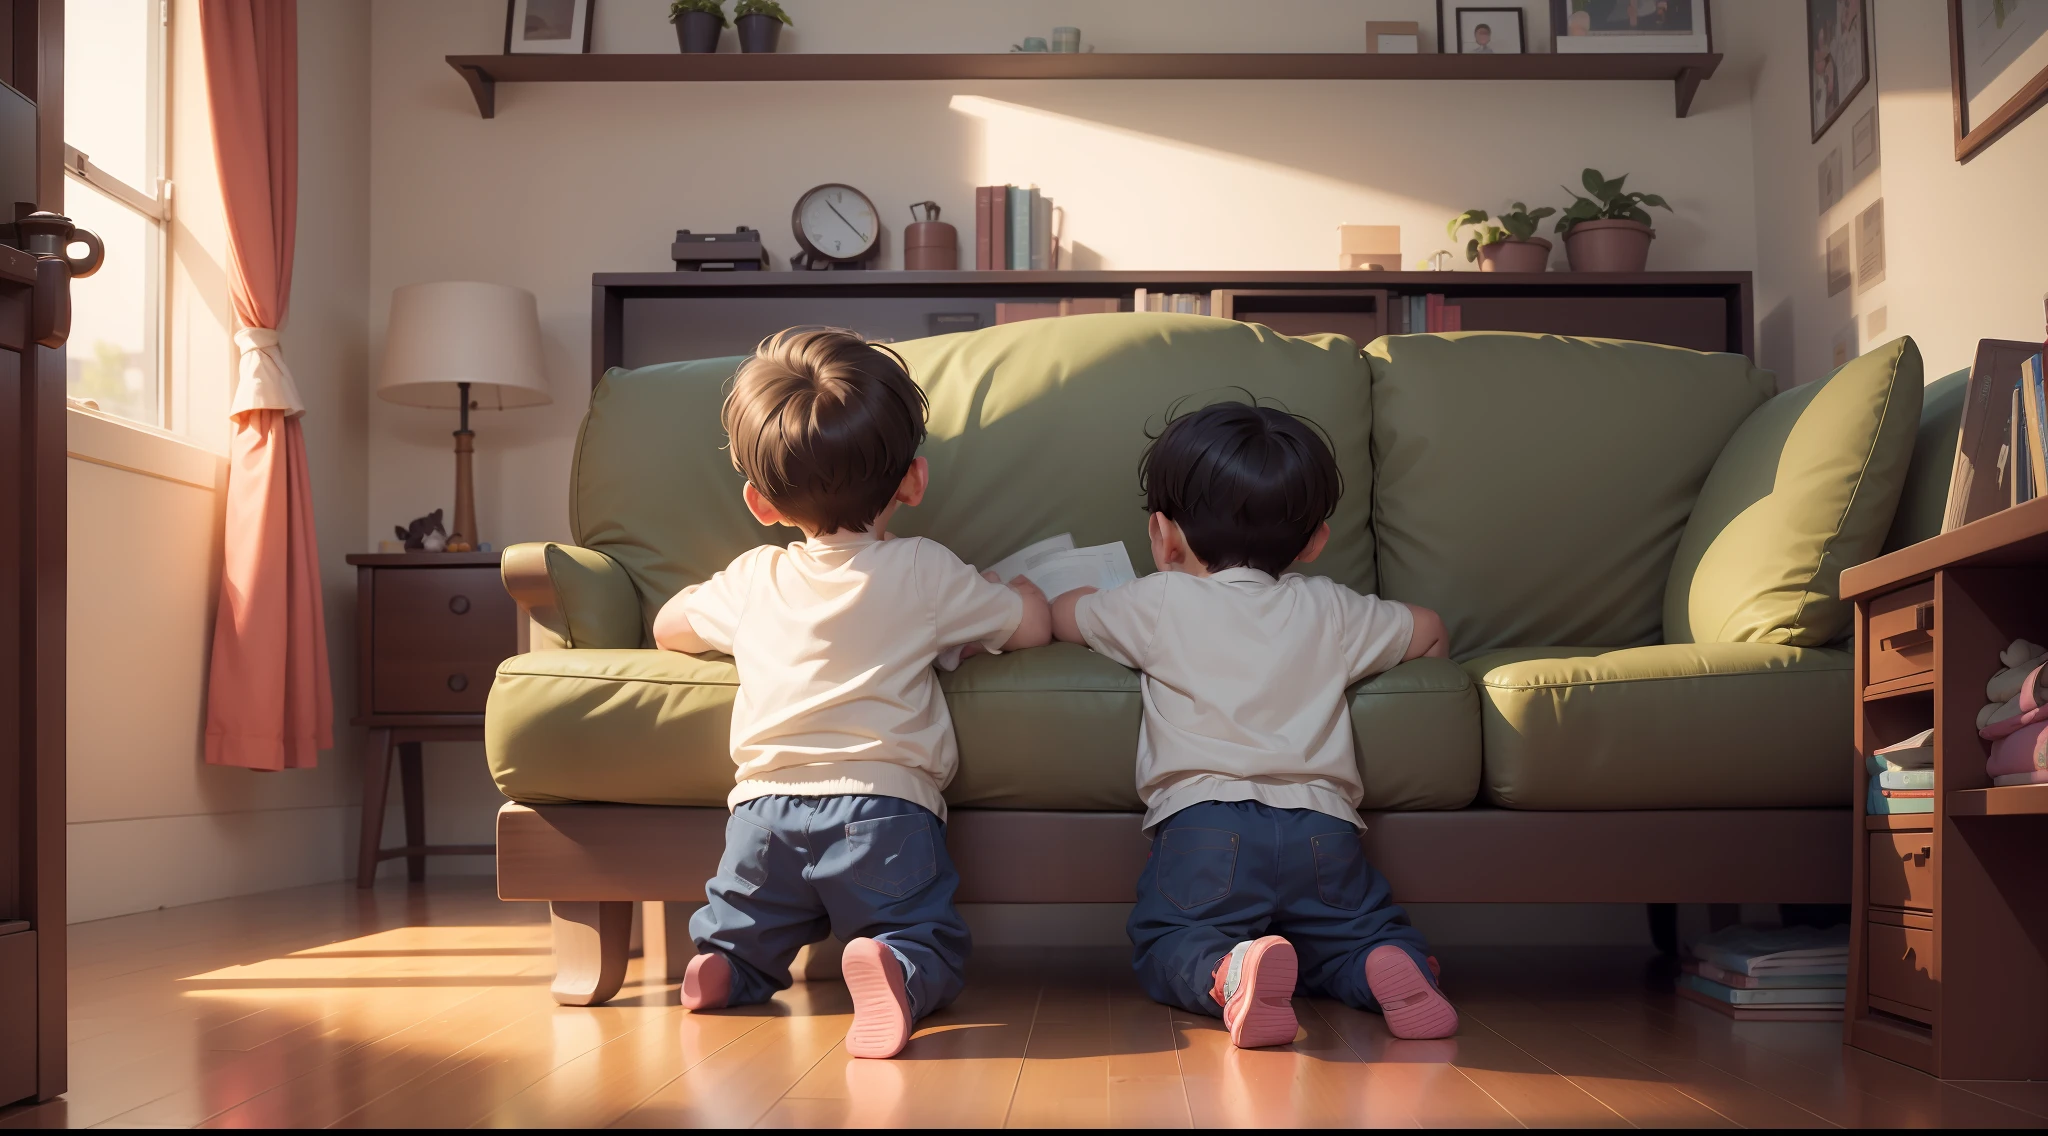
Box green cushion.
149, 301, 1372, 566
1463, 643, 1852, 810
573, 314, 1377, 634
1665, 337, 1924, 646
529, 543, 644, 649
485, 646, 1480, 812
1882, 366, 1968, 555
1365, 333, 1774, 658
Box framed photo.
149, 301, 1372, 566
1818, 146, 1843, 213
1851, 105, 1881, 171
1451, 8, 1527, 53
1949, 0, 2048, 161
1367, 20, 1423, 53
1550, 0, 1711, 54
1808, 0, 1870, 142
1855, 198, 1886, 294
505, 0, 593, 55
1826, 223, 1852, 297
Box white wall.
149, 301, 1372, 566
66, 0, 373, 922
1743, 1, 2048, 388
368, 0, 1768, 850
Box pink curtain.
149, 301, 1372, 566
200, 0, 333, 770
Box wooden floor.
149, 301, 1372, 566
3, 879, 2045, 1129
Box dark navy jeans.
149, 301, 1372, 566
1129, 799, 1432, 1016
689, 794, 970, 1017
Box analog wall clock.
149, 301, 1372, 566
791, 183, 881, 269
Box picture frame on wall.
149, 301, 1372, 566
1451, 8, 1528, 54
505, 0, 594, 55
1808, 0, 1870, 142
1949, 0, 2048, 161
1550, 0, 1711, 54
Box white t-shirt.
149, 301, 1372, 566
1074, 568, 1414, 830
676, 531, 1024, 820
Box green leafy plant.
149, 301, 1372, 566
1554, 168, 1670, 236
1447, 202, 1556, 263
734, 0, 793, 23
669, 0, 727, 25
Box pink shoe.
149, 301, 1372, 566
1365, 944, 1458, 1039
679, 951, 732, 1010
842, 937, 915, 1059
1211, 936, 1299, 1049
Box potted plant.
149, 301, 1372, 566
1553, 168, 1671, 273
670, 0, 726, 54
1447, 202, 1557, 273
733, 0, 793, 53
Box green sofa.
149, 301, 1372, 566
487, 314, 1948, 1005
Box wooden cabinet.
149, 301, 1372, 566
348, 552, 518, 887
1842, 500, 2048, 1079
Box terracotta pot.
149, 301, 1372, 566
1563, 218, 1656, 272
674, 11, 722, 53
736, 13, 783, 52
1477, 236, 1551, 273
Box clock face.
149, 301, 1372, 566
795, 184, 880, 262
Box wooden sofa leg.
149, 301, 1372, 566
550, 900, 632, 1006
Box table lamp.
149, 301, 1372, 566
378, 281, 550, 551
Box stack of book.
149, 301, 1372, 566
1676, 924, 1848, 1021
1392, 294, 1461, 333
1131, 290, 1208, 315
974, 185, 1056, 270
2007, 352, 2047, 507
1868, 728, 1935, 815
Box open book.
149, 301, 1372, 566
935, 534, 1138, 671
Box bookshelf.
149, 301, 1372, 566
444, 52, 1723, 119
1841, 493, 2048, 1079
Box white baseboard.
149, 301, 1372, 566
67, 805, 358, 923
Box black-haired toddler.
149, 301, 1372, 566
1050, 401, 1458, 1047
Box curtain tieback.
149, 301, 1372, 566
230, 326, 306, 418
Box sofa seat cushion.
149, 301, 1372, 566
486, 647, 1480, 813
1462, 643, 1851, 810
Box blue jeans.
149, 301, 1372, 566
689, 794, 970, 1018
1129, 799, 1433, 1016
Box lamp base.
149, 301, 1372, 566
449, 428, 477, 552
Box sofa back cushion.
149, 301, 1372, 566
1365, 333, 1774, 658
1664, 336, 1924, 646
574, 313, 1376, 628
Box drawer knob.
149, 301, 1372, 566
447, 673, 469, 693
449, 595, 471, 615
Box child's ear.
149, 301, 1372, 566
743, 482, 788, 528
1148, 512, 1182, 571
1296, 522, 1331, 564
895, 456, 929, 508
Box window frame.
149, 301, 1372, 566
61, 0, 172, 431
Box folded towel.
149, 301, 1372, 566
1989, 639, 2048, 702
1879, 769, 1935, 790
1980, 697, 2021, 731
1988, 720, 2048, 777
1993, 770, 2048, 786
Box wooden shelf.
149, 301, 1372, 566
1948, 783, 2048, 816
444, 51, 1722, 119
1862, 673, 1935, 700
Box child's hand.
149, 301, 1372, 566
1051, 586, 1097, 644
1000, 574, 1052, 649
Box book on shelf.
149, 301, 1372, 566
1869, 783, 1934, 813
1688, 924, 1848, 976
1029, 188, 1050, 271
983, 190, 999, 274
1942, 340, 2048, 531
1007, 186, 1028, 270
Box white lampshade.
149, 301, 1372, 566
378, 281, 551, 410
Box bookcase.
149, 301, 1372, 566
1841, 497, 2048, 1079
591, 270, 1751, 382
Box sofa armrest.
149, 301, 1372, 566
501, 542, 645, 649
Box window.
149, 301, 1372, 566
63, 0, 167, 428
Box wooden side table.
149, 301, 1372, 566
1841, 495, 2048, 1079
347, 551, 518, 887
